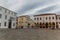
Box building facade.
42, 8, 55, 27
34, 13, 60, 29
17, 15, 35, 28
0, 6, 16, 28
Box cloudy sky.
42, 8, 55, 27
0, 0, 60, 16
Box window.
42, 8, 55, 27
56, 17, 58, 19
5, 15, 7, 19
10, 17, 15, 20
0, 23, 1, 26
34, 18, 36, 20
40, 18, 41, 20
59, 17, 60, 19
0, 14, 2, 18
56, 16, 57, 19
49, 17, 51, 19
37, 18, 39, 20
46, 17, 47, 20
4, 22, 6, 26
52, 17, 54, 19
5, 10, 7, 13
9, 11, 10, 14
13, 23, 15, 26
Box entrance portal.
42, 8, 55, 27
21, 26, 23, 29
46, 23, 48, 28
8, 20, 12, 28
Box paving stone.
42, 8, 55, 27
0, 29, 60, 40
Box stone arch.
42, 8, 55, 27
51, 22, 55, 29
40, 22, 42, 28
45, 22, 48, 28
42, 23, 45, 28
49, 22, 51, 28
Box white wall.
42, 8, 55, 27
56, 16, 60, 28
34, 15, 56, 23
0, 6, 16, 28
34, 14, 57, 28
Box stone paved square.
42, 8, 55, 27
0, 29, 60, 40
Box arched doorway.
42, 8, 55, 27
49, 22, 51, 28
28, 23, 30, 28
40, 23, 42, 28
21, 26, 23, 29
52, 22, 55, 29
43, 23, 45, 28
45, 22, 48, 28
37, 23, 40, 28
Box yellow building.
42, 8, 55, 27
17, 15, 35, 28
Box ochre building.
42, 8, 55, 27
17, 15, 35, 28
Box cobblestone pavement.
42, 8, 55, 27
0, 28, 60, 40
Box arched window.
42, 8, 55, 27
49, 17, 51, 19
40, 18, 41, 20
37, 18, 39, 20
34, 18, 36, 20
52, 17, 54, 19
46, 17, 47, 20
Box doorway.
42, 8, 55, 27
56, 25, 58, 28
21, 26, 23, 29
8, 20, 12, 28
46, 23, 48, 28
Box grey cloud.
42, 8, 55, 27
17, 2, 44, 14
0, 0, 60, 16
17, 0, 58, 15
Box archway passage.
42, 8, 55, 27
49, 22, 51, 28
51, 22, 55, 29
8, 20, 12, 28
21, 26, 23, 29
40, 23, 42, 28
28, 23, 30, 28
46, 23, 48, 28
43, 23, 45, 28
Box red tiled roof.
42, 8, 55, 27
34, 13, 56, 16
18, 15, 30, 18
56, 15, 60, 16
